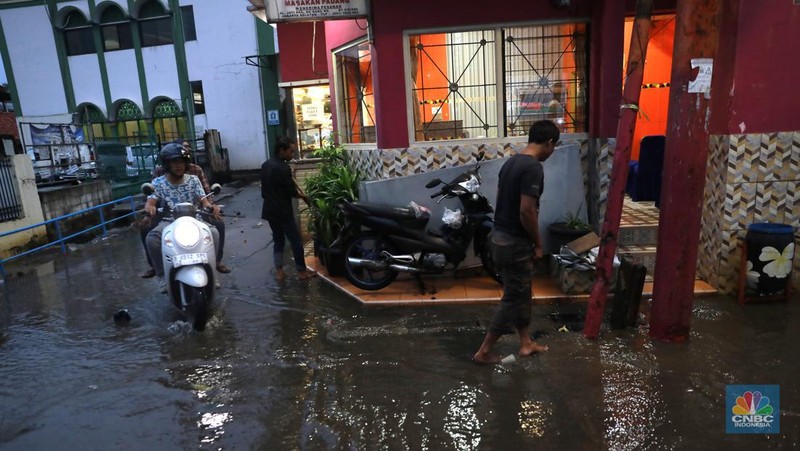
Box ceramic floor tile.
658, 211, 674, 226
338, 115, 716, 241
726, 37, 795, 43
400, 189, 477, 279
309, 250, 717, 306
427, 280, 467, 301
462, 277, 502, 299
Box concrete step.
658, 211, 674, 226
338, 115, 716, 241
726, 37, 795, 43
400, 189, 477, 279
618, 244, 657, 276
619, 224, 658, 246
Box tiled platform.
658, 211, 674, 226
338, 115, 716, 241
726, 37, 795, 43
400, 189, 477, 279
306, 257, 717, 307
308, 198, 717, 307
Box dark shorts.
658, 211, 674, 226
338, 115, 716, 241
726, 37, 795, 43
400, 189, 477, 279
488, 230, 534, 335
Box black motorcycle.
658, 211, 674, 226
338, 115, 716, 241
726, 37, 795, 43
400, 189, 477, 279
332, 153, 501, 291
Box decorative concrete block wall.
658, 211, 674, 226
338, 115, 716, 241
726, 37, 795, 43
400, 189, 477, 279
344, 136, 615, 229
699, 131, 800, 294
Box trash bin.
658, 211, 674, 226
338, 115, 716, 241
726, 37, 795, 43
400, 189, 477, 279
746, 223, 796, 295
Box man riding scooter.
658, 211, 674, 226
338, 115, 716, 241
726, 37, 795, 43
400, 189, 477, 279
145, 143, 222, 292
139, 140, 230, 277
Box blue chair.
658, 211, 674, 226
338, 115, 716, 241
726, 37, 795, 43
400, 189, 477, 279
626, 135, 665, 206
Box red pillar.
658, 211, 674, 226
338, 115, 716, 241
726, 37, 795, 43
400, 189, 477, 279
583, 0, 653, 340
649, 0, 721, 341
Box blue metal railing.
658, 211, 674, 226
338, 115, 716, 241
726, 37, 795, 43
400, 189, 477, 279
0, 196, 137, 277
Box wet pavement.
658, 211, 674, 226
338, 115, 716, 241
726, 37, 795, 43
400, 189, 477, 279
1, 182, 799, 450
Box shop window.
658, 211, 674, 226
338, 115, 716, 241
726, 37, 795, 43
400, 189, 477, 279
139, 0, 173, 47
292, 85, 333, 157
333, 40, 375, 144
408, 22, 588, 141
190, 81, 205, 114
100, 5, 133, 52
181, 6, 196, 42
63, 11, 95, 56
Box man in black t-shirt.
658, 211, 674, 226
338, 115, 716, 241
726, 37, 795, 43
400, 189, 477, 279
473, 120, 560, 364
261, 137, 316, 280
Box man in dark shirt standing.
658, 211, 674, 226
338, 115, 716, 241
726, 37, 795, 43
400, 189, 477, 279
473, 120, 560, 364
261, 137, 316, 280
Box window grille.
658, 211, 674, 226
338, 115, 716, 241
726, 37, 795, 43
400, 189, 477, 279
408, 22, 588, 141
152, 99, 181, 118
116, 100, 142, 121
334, 41, 375, 143
0, 157, 22, 222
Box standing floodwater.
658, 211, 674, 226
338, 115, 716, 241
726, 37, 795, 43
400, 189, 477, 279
0, 183, 798, 450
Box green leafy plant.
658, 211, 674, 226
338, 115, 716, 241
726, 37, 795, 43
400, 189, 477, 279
562, 210, 590, 230
303, 141, 362, 247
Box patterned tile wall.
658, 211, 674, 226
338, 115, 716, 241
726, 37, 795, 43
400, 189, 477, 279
346, 136, 615, 230
700, 130, 800, 294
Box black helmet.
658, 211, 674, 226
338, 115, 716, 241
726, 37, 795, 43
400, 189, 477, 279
160, 143, 190, 167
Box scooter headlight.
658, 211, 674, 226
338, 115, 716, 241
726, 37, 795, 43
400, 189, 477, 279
174, 221, 201, 248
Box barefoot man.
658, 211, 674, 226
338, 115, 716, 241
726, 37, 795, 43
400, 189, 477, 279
473, 120, 559, 364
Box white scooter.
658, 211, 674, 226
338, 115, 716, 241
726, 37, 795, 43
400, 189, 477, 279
142, 182, 222, 331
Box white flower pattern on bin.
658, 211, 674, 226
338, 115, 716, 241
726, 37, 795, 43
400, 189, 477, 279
745, 261, 760, 288
759, 242, 795, 279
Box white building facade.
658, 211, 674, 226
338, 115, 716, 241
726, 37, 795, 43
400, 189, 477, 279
0, 0, 278, 172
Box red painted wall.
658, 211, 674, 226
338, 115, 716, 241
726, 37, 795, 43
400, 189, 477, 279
324, 0, 625, 148
710, 1, 800, 134
324, 20, 367, 141
276, 22, 329, 83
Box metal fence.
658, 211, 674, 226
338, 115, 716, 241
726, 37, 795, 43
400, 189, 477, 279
0, 195, 137, 277
0, 157, 22, 222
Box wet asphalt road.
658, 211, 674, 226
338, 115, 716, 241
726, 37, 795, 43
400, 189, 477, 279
0, 182, 799, 450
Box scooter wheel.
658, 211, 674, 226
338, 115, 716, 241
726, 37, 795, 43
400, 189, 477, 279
181, 284, 210, 331
344, 233, 398, 291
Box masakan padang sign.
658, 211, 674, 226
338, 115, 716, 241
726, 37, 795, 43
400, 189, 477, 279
266, 0, 368, 22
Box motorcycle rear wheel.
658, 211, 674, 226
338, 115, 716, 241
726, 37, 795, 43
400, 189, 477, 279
344, 233, 399, 291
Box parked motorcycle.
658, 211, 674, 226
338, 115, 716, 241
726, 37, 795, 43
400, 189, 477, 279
142, 182, 222, 331
333, 153, 501, 291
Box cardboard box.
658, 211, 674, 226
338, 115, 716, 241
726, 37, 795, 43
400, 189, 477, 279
566, 231, 600, 255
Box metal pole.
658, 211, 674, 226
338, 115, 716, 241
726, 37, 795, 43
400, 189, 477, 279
55, 221, 66, 255
649, 0, 721, 341
583, 0, 654, 339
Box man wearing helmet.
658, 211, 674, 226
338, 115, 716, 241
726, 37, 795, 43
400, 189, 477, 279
139, 140, 231, 277
144, 143, 222, 292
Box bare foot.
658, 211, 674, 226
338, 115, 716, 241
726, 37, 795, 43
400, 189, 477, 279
274, 267, 287, 281
472, 351, 503, 365
297, 269, 317, 280
519, 342, 549, 357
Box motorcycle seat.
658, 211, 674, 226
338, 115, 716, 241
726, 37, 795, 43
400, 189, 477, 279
347, 201, 430, 223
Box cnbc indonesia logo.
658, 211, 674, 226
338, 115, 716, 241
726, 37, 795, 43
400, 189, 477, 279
727, 386, 779, 434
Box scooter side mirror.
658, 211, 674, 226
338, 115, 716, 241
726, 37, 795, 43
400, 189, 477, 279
141, 183, 155, 196
210, 183, 222, 195
425, 178, 442, 189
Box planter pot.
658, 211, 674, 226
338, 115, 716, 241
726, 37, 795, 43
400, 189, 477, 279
313, 237, 322, 259
548, 222, 592, 254
320, 245, 346, 277
746, 223, 795, 295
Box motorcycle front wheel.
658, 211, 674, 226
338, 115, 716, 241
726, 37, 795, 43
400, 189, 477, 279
344, 233, 399, 291
182, 284, 210, 331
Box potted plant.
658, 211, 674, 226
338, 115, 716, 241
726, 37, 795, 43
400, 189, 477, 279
303, 142, 361, 276
547, 209, 592, 254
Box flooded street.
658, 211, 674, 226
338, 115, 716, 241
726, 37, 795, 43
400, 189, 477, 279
1, 183, 798, 450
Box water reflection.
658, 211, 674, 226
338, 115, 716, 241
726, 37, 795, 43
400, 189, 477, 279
601, 337, 666, 451
443, 383, 484, 450
518, 400, 552, 438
